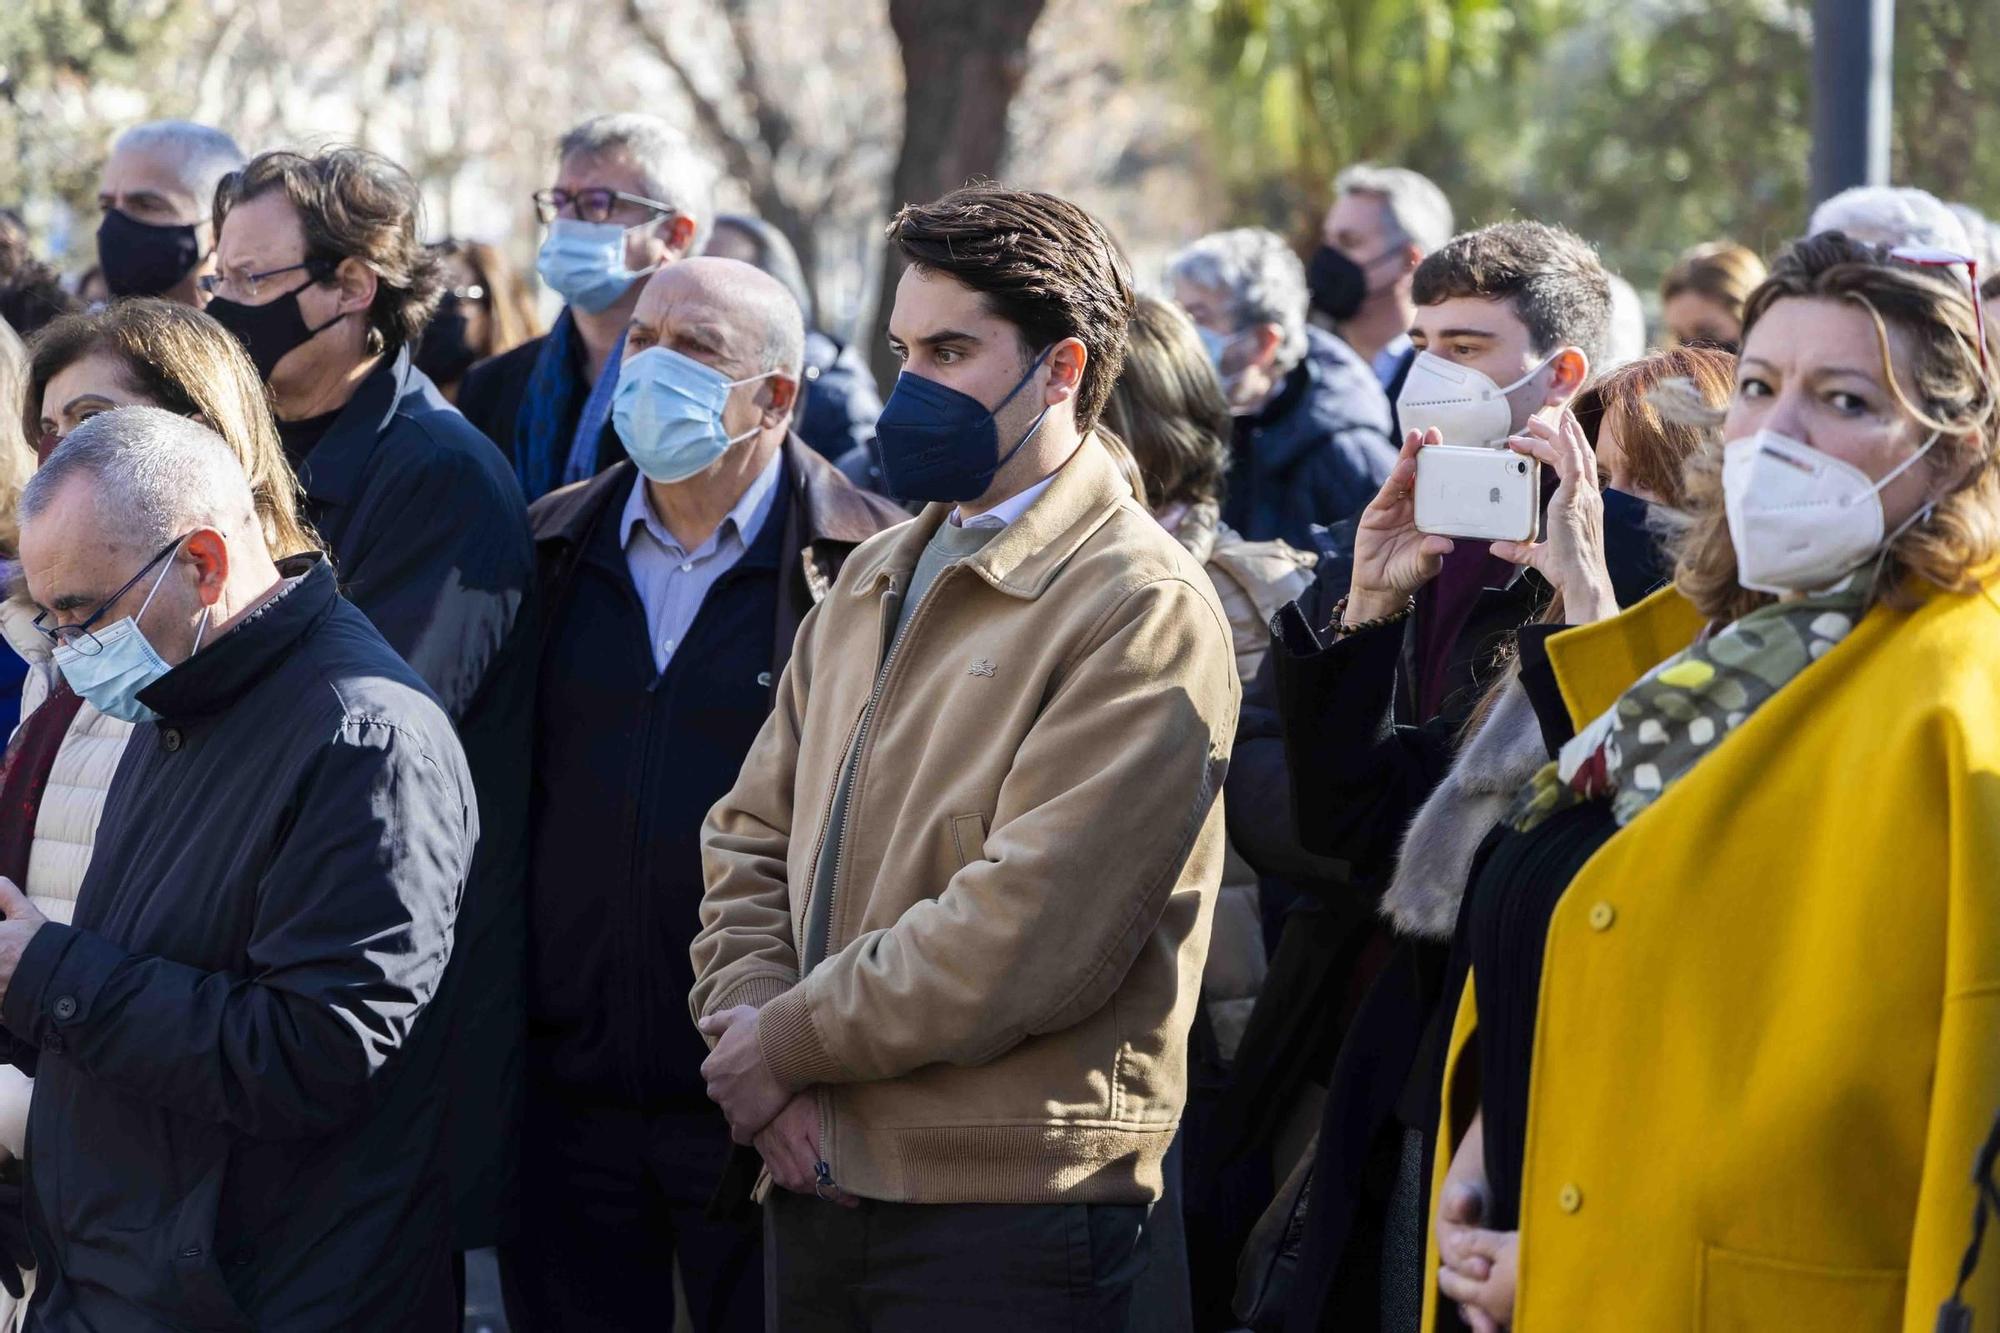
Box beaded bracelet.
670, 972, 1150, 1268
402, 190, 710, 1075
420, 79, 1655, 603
1329, 594, 1416, 638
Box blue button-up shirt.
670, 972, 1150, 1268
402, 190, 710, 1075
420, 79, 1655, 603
620, 451, 784, 673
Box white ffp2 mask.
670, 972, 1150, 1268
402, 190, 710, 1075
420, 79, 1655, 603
1722, 427, 1940, 594
1395, 350, 1556, 446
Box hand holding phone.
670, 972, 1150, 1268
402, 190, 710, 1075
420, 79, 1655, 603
1414, 444, 1541, 543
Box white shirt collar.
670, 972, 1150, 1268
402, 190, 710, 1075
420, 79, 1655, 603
950, 470, 1058, 532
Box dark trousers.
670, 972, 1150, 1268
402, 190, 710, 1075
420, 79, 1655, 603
766, 1189, 1150, 1333
500, 1101, 761, 1333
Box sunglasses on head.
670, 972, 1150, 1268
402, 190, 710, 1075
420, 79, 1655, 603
1887, 245, 1989, 374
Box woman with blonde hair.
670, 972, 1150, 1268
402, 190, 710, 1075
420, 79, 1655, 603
0, 301, 322, 1310
1428, 231, 2000, 1331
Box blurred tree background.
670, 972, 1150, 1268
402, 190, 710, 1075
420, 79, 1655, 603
3, 0, 1996, 351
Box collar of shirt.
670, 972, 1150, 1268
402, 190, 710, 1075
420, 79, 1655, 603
1373, 332, 1413, 390
621, 448, 785, 561
950, 470, 1059, 531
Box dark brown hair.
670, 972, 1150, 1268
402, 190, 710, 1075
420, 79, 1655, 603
1660, 240, 1767, 324
887, 183, 1134, 434
25, 301, 322, 556
1100, 295, 1230, 510
214, 148, 444, 357
434, 237, 541, 360
1412, 220, 1612, 366
1673, 230, 2000, 624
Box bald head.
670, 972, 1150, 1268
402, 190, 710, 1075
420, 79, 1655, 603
626, 256, 806, 386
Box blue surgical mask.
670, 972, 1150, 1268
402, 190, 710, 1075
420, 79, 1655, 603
612, 346, 778, 484
536, 218, 658, 315
1195, 325, 1249, 404
52, 541, 208, 724
874, 348, 1053, 503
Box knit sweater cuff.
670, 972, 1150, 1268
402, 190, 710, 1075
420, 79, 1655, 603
707, 972, 796, 1018
758, 984, 847, 1091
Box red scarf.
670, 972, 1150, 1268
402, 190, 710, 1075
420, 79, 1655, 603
0, 682, 86, 889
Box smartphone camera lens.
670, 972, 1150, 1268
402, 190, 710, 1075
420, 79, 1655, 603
1516, 461, 1527, 473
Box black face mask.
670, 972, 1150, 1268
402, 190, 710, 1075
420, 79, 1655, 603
206, 285, 346, 384
1599, 487, 1673, 606
1308, 243, 1369, 322
97, 208, 201, 298
414, 294, 476, 386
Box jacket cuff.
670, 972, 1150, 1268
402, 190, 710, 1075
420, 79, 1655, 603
707, 972, 796, 1018
757, 984, 846, 1091
1, 923, 119, 1050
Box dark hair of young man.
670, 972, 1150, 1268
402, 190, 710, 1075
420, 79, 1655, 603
1412, 220, 1613, 365
886, 184, 1136, 434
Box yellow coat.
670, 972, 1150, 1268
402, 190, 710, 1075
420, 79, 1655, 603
1422, 576, 2000, 1331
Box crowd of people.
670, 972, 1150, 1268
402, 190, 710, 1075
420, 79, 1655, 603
0, 107, 1994, 1333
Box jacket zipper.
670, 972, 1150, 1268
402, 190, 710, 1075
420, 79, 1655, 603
810, 567, 956, 1169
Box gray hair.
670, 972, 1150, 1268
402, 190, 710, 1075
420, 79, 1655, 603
1332, 163, 1455, 256
1947, 202, 1999, 273
1166, 228, 1310, 373
1808, 185, 1973, 255
111, 120, 246, 214
558, 113, 717, 254
21, 407, 259, 555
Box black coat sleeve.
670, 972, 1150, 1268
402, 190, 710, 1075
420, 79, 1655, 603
0, 726, 469, 1139
338, 433, 535, 725
1273, 599, 1459, 888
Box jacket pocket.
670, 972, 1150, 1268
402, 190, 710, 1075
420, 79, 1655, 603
948, 813, 987, 870
1697, 1243, 1903, 1333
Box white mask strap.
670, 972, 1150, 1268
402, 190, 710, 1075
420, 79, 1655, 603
1861, 428, 1943, 499
1497, 350, 1563, 395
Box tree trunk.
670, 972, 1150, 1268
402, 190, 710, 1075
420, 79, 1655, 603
866, 0, 1050, 388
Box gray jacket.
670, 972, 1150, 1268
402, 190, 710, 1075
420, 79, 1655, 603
0, 558, 475, 1331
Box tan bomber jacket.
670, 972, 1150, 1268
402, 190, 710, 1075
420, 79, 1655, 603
690, 437, 1240, 1205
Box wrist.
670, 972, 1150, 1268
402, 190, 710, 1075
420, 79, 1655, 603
1345, 587, 1410, 623
1561, 577, 1622, 625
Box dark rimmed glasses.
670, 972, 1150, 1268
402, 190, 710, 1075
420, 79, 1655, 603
32, 533, 191, 657
532, 188, 678, 227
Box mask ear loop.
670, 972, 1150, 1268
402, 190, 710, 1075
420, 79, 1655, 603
1862, 430, 1944, 599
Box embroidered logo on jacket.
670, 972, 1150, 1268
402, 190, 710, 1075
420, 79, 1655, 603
968, 659, 997, 678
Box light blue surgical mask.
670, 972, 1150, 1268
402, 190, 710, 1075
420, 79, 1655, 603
51, 538, 209, 724
1196, 325, 1250, 405
612, 346, 780, 484
536, 217, 659, 315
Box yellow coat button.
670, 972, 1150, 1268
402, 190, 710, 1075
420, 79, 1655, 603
1588, 902, 1616, 931
1559, 1183, 1584, 1213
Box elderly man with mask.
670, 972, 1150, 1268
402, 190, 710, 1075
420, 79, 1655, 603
205, 145, 536, 1297
95, 120, 244, 304
459, 113, 716, 502
2, 407, 473, 1328
1313, 164, 1454, 405
1170, 227, 1396, 550
505, 256, 902, 1332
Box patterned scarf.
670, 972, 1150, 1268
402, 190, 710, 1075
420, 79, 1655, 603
513, 308, 626, 502
1509, 576, 1870, 832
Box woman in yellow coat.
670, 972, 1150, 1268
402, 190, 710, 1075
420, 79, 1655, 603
1422, 231, 2000, 1331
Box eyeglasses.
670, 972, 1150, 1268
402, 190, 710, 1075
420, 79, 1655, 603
197, 257, 337, 304
532, 187, 678, 227
444, 283, 487, 303
1888, 245, 1989, 373
33, 534, 191, 657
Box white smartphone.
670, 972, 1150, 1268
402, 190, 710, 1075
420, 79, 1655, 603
1413, 445, 1542, 543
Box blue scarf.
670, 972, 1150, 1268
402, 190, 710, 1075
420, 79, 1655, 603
513, 308, 626, 501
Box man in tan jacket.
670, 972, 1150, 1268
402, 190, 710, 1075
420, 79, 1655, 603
690, 185, 1240, 1331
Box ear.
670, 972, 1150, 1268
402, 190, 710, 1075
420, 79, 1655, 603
1043, 337, 1088, 406
181, 528, 231, 608
1542, 347, 1591, 407
662, 213, 699, 260
1251, 322, 1285, 365
332, 257, 378, 319
760, 373, 799, 428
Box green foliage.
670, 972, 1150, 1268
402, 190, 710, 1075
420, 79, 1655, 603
1170, 0, 1998, 302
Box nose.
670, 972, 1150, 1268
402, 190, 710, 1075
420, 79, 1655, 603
1756, 383, 1813, 445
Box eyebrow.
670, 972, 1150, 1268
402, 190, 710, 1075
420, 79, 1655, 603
916, 329, 982, 349
47, 590, 101, 615
1739, 356, 1883, 384
60, 393, 120, 417
1431, 327, 1499, 340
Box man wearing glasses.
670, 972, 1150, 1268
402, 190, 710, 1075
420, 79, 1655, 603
205, 145, 537, 1317
458, 113, 717, 502
2, 407, 476, 1327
